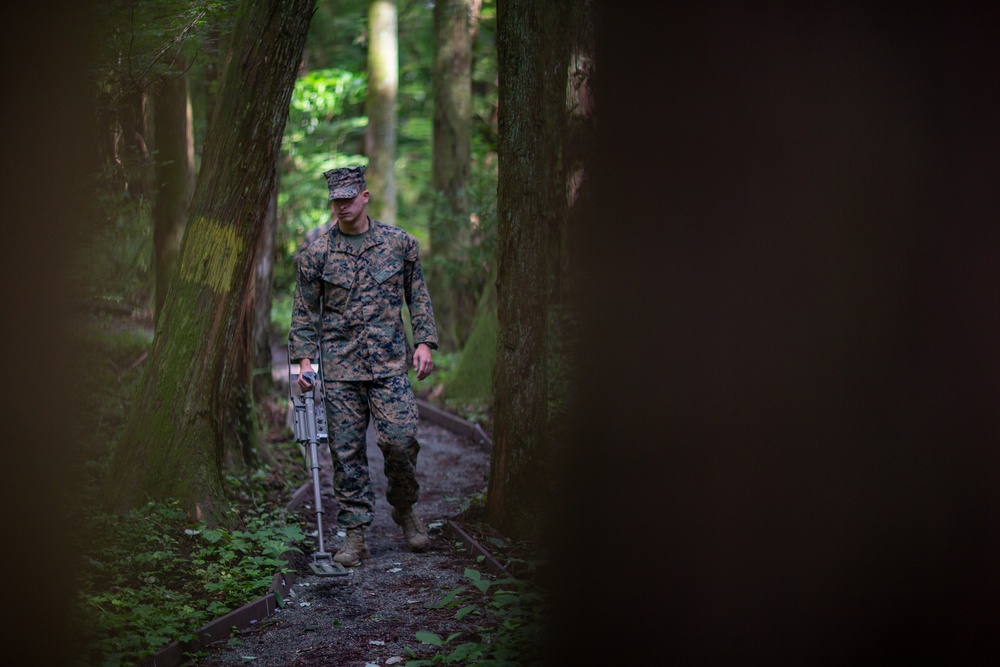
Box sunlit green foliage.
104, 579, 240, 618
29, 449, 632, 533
277, 67, 369, 298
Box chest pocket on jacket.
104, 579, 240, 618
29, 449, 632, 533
370, 256, 403, 286
321, 254, 355, 312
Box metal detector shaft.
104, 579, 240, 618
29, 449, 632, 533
302, 381, 328, 557
289, 337, 347, 576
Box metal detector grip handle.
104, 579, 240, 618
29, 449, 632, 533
303, 381, 323, 446
301, 370, 318, 391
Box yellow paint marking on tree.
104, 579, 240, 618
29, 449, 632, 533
179, 218, 245, 293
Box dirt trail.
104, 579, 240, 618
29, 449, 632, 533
194, 351, 493, 667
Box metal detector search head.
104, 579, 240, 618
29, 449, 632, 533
309, 555, 347, 577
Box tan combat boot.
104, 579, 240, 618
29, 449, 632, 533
391, 507, 430, 551
334, 527, 370, 567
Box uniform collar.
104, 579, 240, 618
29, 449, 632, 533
331, 217, 383, 255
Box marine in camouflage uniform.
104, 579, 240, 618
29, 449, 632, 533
289, 166, 438, 566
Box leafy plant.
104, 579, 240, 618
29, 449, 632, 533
407, 567, 548, 667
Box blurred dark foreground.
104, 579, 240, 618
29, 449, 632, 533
548, 2, 999, 664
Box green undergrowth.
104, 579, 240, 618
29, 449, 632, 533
409, 491, 549, 666
72, 321, 311, 667
406, 561, 548, 667
74, 498, 305, 667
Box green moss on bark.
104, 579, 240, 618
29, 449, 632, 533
106, 282, 229, 522
445, 278, 496, 403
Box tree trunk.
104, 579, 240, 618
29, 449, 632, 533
152, 62, 195, 325
119, 82, 152, 201
429, 0, 474, 350
486, 0, 572, 537
107, 0, 316, 518
216, 146, 278, 468
469, 0, 483, 44
557, 0, 594, 306
365, 0, 398, 225
225, 165, 278, 468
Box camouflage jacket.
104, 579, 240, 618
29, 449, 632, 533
288, 219, 438, 381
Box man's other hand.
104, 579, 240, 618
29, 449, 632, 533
413, 344, 434, 381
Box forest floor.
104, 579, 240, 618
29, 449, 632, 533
188, 349, 535, 667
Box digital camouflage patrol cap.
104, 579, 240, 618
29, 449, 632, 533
324, 165, 366, 200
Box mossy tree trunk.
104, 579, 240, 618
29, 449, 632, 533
366, 0, 398, 225
107, 0, 316, 519
486, 0, 573, 538
224, 154, 280, 470
444, 262, 497, 403
429, 0, 473, 351
152, 59, 195, 325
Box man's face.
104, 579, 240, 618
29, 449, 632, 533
331, 190, 369, 225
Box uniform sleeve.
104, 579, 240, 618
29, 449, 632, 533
403, 234, 439, 350
288, 245, 323, 362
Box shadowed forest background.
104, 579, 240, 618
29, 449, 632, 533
3, 2, 999, 666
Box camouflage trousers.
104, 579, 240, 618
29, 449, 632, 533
324, 374, 421, 529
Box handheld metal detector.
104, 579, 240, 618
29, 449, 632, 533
288, 343, 348, 577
